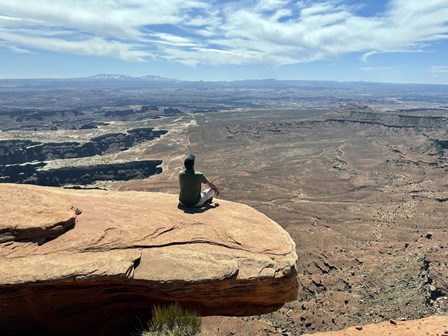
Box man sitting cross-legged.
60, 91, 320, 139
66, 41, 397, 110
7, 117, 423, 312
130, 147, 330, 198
178, 154, 220, 207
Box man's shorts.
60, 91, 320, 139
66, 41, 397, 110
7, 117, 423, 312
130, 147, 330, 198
196, 187, 216, 206
180, 188, 216, 207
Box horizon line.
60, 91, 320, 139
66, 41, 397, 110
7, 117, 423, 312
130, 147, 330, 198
1, 75, 448, 87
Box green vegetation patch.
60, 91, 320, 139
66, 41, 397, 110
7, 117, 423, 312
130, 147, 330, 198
141, 303, 201, 336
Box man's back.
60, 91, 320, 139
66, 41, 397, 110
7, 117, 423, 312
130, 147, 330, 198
178, 169, 208, 206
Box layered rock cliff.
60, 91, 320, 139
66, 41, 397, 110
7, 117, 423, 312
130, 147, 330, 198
0, 184, 298, 336
329, 111, 448, 129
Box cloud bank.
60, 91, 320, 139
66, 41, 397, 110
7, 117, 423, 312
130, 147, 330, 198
431, 65, 448, 76
0, 0, 447, 66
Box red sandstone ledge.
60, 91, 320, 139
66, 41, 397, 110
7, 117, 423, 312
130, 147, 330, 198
0, 184, 298, 336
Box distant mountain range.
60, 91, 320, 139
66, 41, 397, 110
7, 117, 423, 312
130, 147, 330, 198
83, 75, 447, 88
88, 74, 179, 82
1, 75, 447, 93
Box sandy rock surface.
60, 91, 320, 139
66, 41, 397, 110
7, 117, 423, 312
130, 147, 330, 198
303, 316, 448, 336
0, 184, 298, 336
200, 316, 448, 336
0, 184, 76, 243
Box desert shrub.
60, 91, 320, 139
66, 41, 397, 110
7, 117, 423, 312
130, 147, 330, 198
141, 303, 201, 336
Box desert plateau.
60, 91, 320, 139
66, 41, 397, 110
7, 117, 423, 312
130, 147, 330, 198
0, 77, 447, 335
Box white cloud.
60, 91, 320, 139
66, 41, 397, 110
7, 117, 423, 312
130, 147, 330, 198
0, 0, 448, 66
256, 0, 288, 11
431, 65, 448, 76
0, 30, 151, 61
360, 66, 395, 71
150, 33, 197, 47
362, 51, 378, 63
0, 40, 31, 53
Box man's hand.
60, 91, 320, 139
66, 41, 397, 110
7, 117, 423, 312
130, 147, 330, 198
208, 181, 220, 196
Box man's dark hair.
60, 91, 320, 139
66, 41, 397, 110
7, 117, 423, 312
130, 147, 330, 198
184, 154, 195, 170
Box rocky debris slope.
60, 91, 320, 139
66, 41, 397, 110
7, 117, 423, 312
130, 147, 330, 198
422, 251, 448, 312
303, 316, 448, 336
0, 184, 298, 336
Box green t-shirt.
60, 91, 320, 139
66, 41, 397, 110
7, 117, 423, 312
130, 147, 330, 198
178, 169, 209, 205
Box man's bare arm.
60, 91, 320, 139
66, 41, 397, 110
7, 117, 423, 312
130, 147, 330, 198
207, 181, 220, 196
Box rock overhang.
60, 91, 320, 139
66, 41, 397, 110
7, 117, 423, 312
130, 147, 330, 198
0, 183, 298, 335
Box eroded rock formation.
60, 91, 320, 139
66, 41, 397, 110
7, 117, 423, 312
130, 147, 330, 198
0, 160, 162, 186
0, 127, 166, 165
0, 184, 298, 336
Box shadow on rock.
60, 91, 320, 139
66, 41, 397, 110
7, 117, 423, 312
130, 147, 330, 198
177, 202, 220, 214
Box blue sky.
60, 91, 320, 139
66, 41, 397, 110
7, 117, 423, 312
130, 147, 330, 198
0, 0, 448, 83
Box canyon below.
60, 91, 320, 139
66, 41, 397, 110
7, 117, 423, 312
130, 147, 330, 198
0, 78, 447, 335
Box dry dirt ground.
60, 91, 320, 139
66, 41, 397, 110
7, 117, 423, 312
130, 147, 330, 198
108, 106, 448, 335
201, 315, 448, 336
